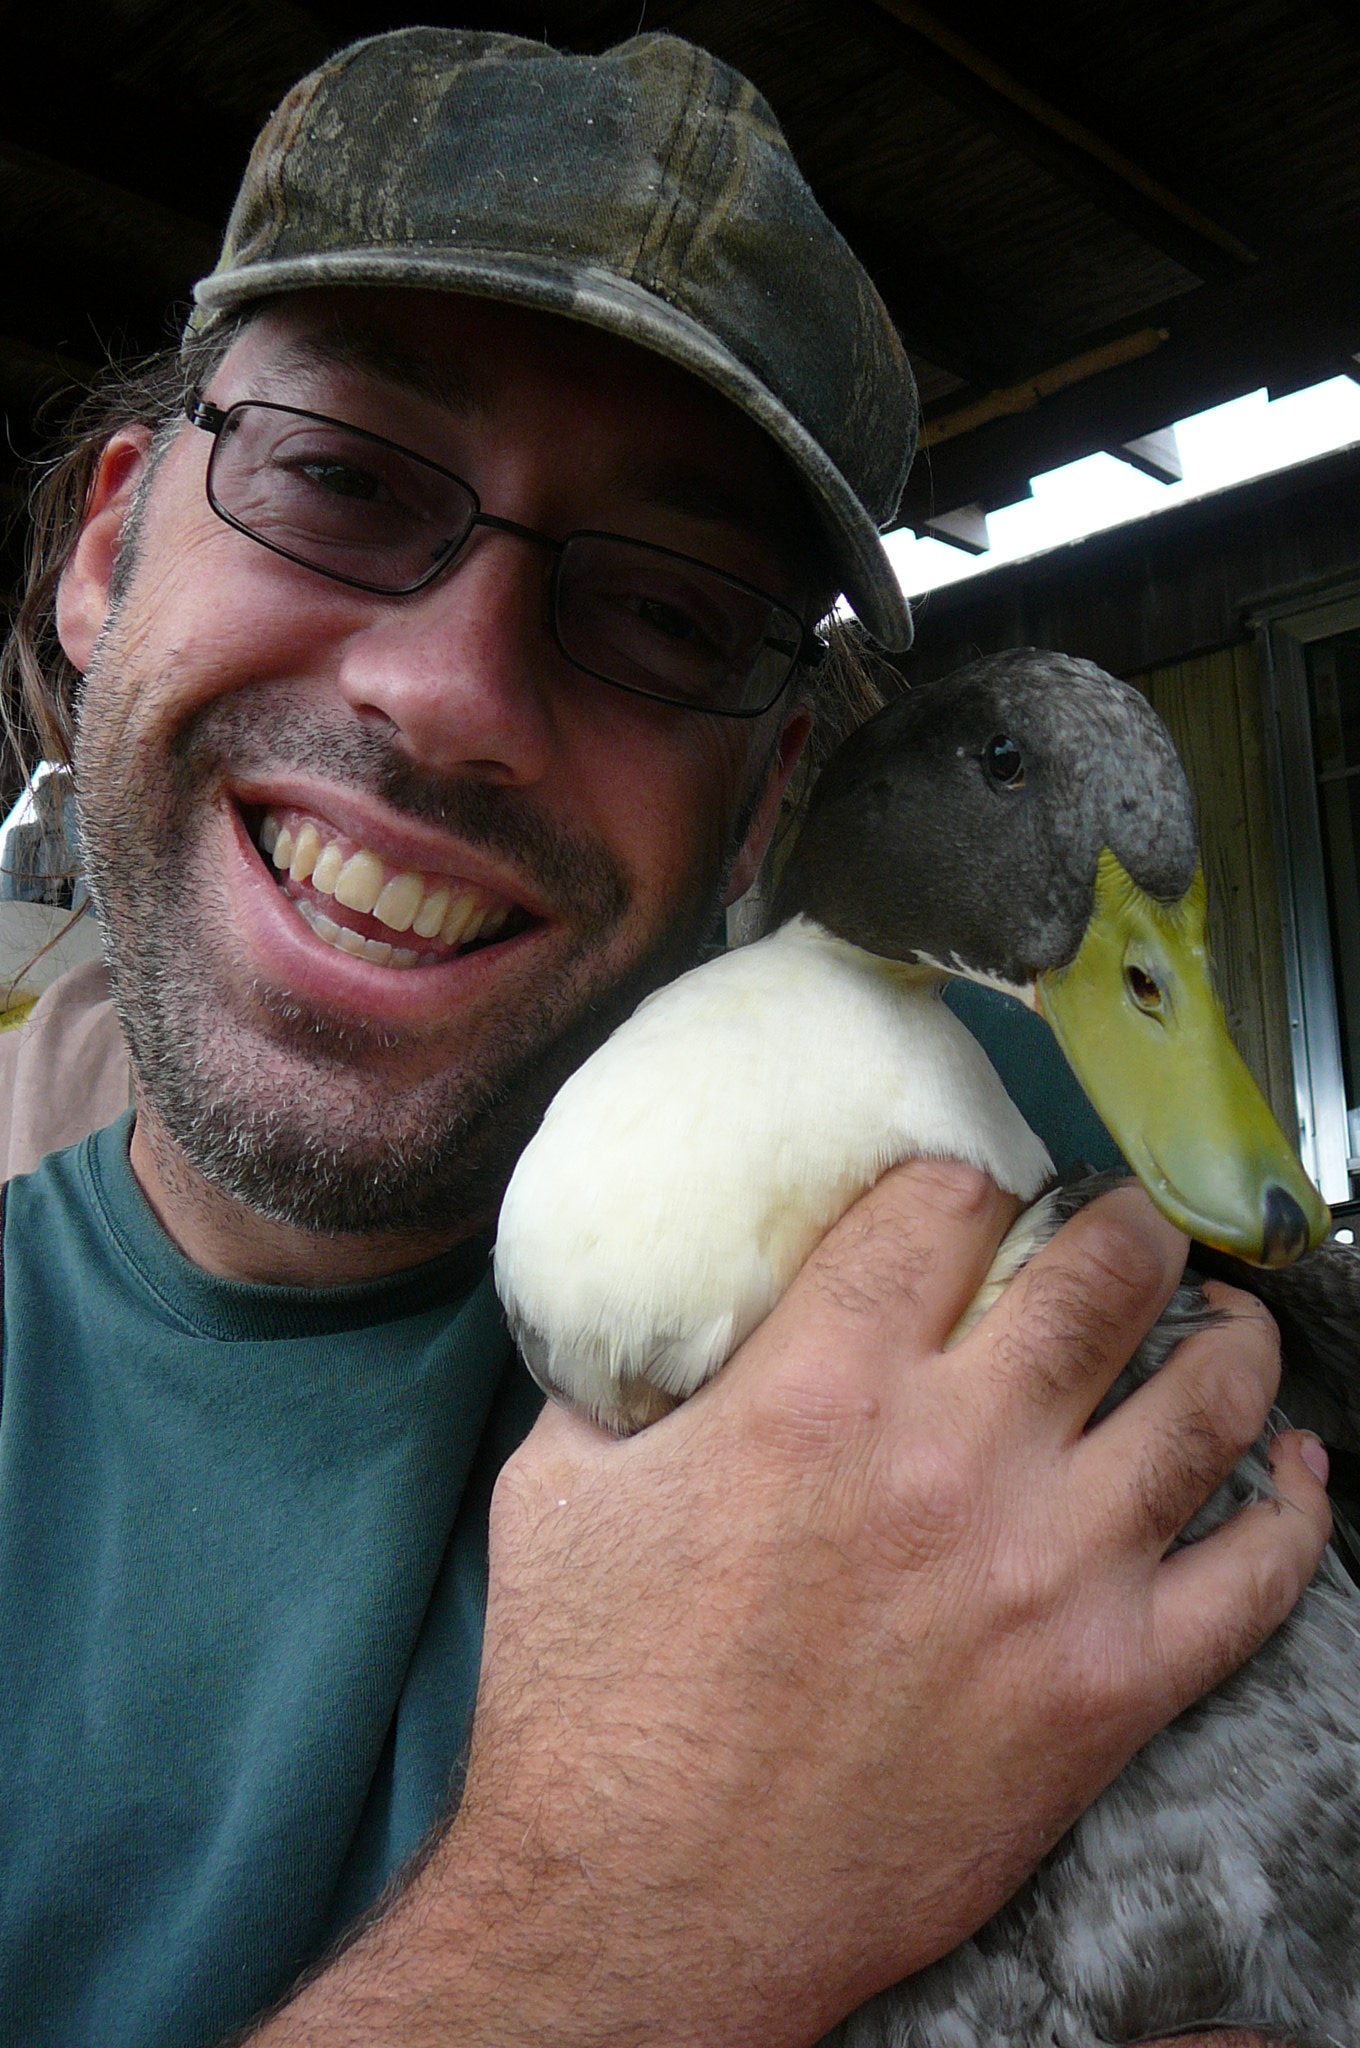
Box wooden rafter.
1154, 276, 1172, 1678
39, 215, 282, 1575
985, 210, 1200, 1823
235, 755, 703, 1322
919, 328, 1170, 449
899, 221, 1360, 526
861, 0, 1259, 281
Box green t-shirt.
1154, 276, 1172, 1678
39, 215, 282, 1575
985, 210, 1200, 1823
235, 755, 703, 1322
0, 1115, 541, 2048
0, 990, 1115, 2048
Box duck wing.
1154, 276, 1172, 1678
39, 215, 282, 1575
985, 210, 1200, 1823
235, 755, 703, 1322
1188, 1238, 1360, 1578
1190, 1237, 1360, 1456
1038, 1181, 1360, 1575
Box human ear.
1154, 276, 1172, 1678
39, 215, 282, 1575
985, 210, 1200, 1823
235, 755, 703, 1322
724, 705, 813, 904
55, 427, 154, 674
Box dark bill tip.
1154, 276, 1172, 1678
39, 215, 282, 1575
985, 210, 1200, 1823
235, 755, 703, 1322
1261, 1184, 1312, 1269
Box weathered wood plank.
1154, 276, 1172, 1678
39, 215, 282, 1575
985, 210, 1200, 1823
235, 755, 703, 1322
1130, 643, 1298, 1141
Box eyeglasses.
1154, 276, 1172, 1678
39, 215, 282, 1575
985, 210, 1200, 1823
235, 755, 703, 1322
187, 396, 823, 718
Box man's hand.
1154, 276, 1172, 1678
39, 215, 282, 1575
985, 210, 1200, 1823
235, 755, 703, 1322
249, 1165, 1330, 2048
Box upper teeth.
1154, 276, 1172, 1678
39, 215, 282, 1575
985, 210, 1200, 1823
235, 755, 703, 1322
259, 811, 511, 951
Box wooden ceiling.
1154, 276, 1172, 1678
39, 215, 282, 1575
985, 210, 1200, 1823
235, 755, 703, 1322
2, 0, 1359, 554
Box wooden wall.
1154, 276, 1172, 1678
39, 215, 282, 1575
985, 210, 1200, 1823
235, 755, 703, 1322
1129, 644, 1297, 1139
904, 444, 1360, 686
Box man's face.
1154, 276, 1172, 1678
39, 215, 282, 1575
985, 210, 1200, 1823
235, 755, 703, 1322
64, 293, 815, 1250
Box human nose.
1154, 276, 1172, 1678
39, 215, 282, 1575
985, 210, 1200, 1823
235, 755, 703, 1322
333, 530, 561, 783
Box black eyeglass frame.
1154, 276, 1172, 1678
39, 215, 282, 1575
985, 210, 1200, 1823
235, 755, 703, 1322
186, 395, 825, 719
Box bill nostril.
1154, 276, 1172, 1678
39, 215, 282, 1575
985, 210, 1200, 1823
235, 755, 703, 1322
1261, 1184, 1310, 1269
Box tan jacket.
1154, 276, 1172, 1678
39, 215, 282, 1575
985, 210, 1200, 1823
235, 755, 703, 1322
0, 958, 131, 1184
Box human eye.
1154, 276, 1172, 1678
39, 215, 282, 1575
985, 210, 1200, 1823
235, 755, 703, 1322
286, 452, 392, 503
598, 560, 741, 667
216, 411, 468, 582
559, 535, 784, 702
625, 588, 722, 650
266, 429, 417, 526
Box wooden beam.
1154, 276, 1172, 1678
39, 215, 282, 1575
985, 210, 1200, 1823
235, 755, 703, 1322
903, 443, 1360, 691
0, 145, 217, 366
0, 26, 253, 229
0, 144, 217, 290
898, 223, 1360, 528
919, 328, 1170, 448
1315, 2, 1360, 42
1113, 427, 1183, 485
923, 504, 990, 553
0, 254, 183, 384
860, 0, 1257, 283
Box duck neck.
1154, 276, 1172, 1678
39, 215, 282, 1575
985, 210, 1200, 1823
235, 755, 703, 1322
770, 912, 1034, 1011
765, 917, 1055, 1202
768, 913, 941, 983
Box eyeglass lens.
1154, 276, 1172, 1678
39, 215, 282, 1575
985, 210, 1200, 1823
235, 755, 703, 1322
555, 533, 801, 713
206, 403, 804, 715
207, 404, 474, 590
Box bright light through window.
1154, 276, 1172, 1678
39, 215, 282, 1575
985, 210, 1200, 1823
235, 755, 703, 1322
886, 376, 1360, 601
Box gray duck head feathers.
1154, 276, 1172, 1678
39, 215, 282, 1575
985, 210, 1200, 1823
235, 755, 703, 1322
773, 650, 1199, 986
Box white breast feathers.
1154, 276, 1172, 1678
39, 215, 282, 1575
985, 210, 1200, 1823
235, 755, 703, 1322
493, 915, 1053, 1432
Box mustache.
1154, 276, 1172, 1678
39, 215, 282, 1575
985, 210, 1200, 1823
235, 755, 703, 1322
170, 694, 632, 927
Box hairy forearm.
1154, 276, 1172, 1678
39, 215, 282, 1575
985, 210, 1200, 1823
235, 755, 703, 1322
243, 1779, 789, 2048
241, 1793, 1298, 2048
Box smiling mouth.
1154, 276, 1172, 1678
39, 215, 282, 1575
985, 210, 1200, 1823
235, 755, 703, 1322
245, 805, 536, 969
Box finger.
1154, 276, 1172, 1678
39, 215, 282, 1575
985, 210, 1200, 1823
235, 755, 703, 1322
956, 1183, 1188, 1437
1081, 1284, 1281, 1553
1149, 1427, 1332, 1720
777, 1156, 1022, 1365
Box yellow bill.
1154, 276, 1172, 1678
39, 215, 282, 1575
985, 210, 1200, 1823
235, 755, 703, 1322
1037, 848, 1329, 1267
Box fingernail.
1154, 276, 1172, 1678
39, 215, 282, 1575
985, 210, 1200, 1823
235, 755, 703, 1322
1299, 1433, 1330, 1484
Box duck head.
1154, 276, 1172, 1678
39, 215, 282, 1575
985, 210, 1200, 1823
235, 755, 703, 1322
772, 650, 1329, 1268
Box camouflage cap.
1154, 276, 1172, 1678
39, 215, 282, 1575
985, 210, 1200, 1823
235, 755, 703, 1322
188, 26, 917, 649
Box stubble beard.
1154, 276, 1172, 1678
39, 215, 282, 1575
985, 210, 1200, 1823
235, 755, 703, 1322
75, 660, 733, 1242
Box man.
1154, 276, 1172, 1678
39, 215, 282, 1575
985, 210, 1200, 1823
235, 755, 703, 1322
0, 26, 1329, 2048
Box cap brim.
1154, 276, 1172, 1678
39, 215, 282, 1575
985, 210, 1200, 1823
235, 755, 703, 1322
190, 248, 914, 651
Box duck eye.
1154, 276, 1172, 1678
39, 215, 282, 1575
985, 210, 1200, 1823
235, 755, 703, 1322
982, 735, 1025, 788
1125, 963, 1163, 1012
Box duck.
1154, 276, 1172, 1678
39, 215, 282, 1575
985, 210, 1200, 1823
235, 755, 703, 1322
495, 649, 1329, 1433
494, 649, 1360, 2046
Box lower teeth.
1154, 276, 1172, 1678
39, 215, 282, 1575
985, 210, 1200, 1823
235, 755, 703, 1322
293, 894, 428, 969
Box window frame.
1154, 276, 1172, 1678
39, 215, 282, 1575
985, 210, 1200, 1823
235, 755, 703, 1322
1251, 578, 1360, 1202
